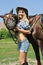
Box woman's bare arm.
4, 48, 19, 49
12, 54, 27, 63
16, 27, 31, 34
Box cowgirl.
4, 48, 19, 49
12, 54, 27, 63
16, 7, 31, 65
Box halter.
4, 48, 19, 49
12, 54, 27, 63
4, 17, 16, 30
3, 14, 18, 44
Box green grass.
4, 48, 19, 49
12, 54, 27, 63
0, 38, 43, 64
0, 38, 19, 63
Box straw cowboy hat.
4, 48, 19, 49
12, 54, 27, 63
16, 7, 28, 17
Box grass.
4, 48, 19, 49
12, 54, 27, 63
0, 38, 43, 64
0, 38, 18, 62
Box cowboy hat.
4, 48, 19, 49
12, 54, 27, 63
16, 7, 28, 17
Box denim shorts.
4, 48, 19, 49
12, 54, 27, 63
18, 38, 30, 52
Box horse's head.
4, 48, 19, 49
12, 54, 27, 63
0, 9, 18, 30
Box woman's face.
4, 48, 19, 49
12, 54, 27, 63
17, 9, 26, 19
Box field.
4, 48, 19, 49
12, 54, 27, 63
0, 38, 43, 65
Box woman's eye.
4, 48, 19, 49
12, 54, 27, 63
18, 10, 24, 14
22, 11, 24, 13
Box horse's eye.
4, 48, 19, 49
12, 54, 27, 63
13, 19, 15, 21
11, 17, 14, 19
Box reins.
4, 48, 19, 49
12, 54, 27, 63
8, 29, 18, 44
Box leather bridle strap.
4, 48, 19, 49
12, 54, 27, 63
8, 30, 18, 44
30, 15, 40, 31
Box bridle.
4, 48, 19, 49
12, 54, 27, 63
4, 15, 17, 30
3, 14, 18, 44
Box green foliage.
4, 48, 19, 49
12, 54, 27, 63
0, 29, 11, 39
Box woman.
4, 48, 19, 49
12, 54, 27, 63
16, 7, 31, 65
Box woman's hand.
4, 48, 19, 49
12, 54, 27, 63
16, 26, 31, 34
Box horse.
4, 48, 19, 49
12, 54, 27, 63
29, 14, 43, 57
0, 9, 42, 65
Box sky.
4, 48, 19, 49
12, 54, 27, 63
0, 0, 43, 22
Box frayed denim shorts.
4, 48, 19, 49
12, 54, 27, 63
18, 38, 30, 52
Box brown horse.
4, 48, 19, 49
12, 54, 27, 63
0, 9, 42, 65
29, 14, 43, 57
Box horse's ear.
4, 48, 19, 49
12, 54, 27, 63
9, 9, 13, 14
0, 15, 4, 18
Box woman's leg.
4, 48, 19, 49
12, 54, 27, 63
18, 38, 29, 65
19, 52, 28, 65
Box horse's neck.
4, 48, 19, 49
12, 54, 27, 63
29, 17, 35, 26
29, 15, 40, 26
